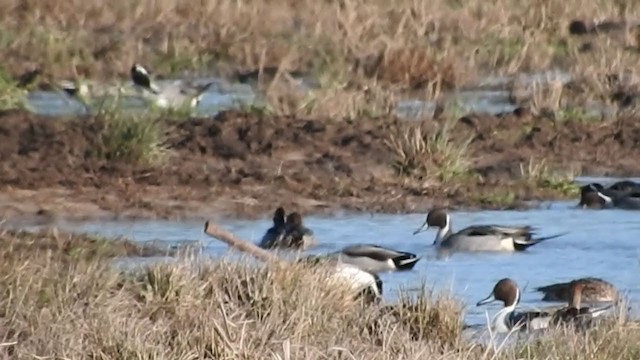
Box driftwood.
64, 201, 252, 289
203, 221, 382, 304
203, 221, 285, 265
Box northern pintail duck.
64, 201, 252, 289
477, 278, 612, 333
258, 207, 286, 249
578, 184, 608, 209
54, 79, 126, 101
548, 281, 614, 328
579, 181, 640, 210
130, 63, 215, 109
535, 277, 619, 303
325, 244, 420, 274
413, 208, 566, 252
599, 191, 640, 210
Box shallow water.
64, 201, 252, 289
24, 69, 613, 121
25, 77, 260, 118
33, 199, 640, 328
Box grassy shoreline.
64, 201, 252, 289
2, 0, 639, 117
0, 107, 594, 222
0, 229, 638, 359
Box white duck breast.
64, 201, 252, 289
129, 63, 215, 109
332, 263, 382, 302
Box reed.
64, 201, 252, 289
0, 228, 638, 359
1, 0, 639, 117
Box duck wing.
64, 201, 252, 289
535, 281, 572, 302
511, 310, 553, 331
536, 278, 616, 302
456, 225, 566, 251
456, 225, 533, 238
258, 226, 286, 249
341, 244, 405, 261
341, 244, 420, 271
551, 304, 613, 328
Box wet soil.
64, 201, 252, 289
1, 109, 639, 223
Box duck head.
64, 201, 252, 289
285, 212, 304, 228
579, 190, 606, 209
477, 278, 520, 308
413, 208, 450, 244
578, 183, 612, 209
273, 207, 285, 226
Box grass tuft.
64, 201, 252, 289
1, 229, 640, 359
94, 113, 170, 166
0, 67, 26, 111
386, 119, 473, 184
519, 157, 579, 196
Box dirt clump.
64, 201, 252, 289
1, 109, 640, 221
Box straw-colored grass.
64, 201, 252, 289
1, 229, 640, 359
385, 119, 473, 184
91, 113, 171, 167
1, 0, 640, 116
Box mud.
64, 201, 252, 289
1, 109, 640, 222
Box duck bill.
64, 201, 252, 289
476, 293, 496, 307
412, 220, 430, 235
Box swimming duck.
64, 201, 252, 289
608, 180, 640, 192
590, 186, 640, 210
258, 207, 287, 249
51, 79, 128, 101
279, 212, 317, 249
604, 191, 640, 210
549, 281, 614, 328
535, 277, 619, 303
130, 63, 216, 109
578, 181, 640, 210
325, 244, 421, 274
477, 278, 553, 333
412, 208, 566, 252
578, 184, 609, 209
259, 209, 316, 250
477, 278, 612, 333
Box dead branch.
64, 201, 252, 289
203, 221, 284, 265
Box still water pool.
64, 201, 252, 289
40, 200, 640, 328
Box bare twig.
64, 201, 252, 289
203, 221, 284, 265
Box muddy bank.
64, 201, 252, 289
1, 109, 639, 222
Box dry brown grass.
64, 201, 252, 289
1, 229, 640, 359
2, 0, 640, 118
385, 119, 473, 185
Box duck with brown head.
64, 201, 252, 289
279, 212, 317, 250
477, 278, 553, 333
550, 281, 614, 328
413, 208, 567, 252
578, 189, 609, 209
578, 181, 640, 210
535, 277, 619, 303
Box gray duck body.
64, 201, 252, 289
413, 208, 566, 252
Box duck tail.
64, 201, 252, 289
392, 253, 421, 271
534, 282, 571, 301
587, 303, 614, 318
513, 231, 569, 251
